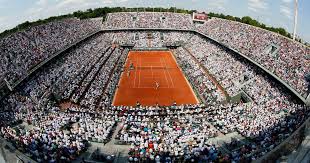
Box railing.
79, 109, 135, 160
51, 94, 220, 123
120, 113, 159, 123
255, 117, 310, 162
0, 137, 36, 163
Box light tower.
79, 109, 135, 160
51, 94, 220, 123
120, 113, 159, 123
293, 0, 298, 41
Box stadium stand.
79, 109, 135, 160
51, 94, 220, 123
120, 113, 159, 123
104, 12, 194, 30
197, 17, 310, 98
0, 12, 309, 162
0, 18, 101, 86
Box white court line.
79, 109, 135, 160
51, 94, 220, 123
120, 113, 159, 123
133, 59, 137, 88
163, 55, 175, 88
149, 63, 155, 89
160, 58, 170, 88
138, 56, 141, 87
133, 86, 171, 89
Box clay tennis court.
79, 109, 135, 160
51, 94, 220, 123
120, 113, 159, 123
112, 51, 199, 106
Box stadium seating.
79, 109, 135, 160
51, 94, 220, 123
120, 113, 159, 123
104, 12, 194, 29
0, 18, 102, 85
197, 18, 310, 98
0, 12, 309, 162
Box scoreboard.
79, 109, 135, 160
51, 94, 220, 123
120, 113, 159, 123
192, 12, 208, 22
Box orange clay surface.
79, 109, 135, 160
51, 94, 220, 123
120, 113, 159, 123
112, 51, 199, 106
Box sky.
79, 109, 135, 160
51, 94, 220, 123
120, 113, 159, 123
0, 0, 309, 42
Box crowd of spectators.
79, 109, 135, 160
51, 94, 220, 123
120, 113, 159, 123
80, 48, 129, 109
105, 12, 194, 30
118, 113, 221, 162
173, 47, 225, 103
110, 94, 309, 162
105, 12, 309, 98
1, 105, 118, 162
110, 92, 308, 162
0, 18, 102, 86
98, 49, 128, 108
184, 35, 247, 97
0, 15, 309, 163
104, 31, 192, 48
197, 18, 310, 98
